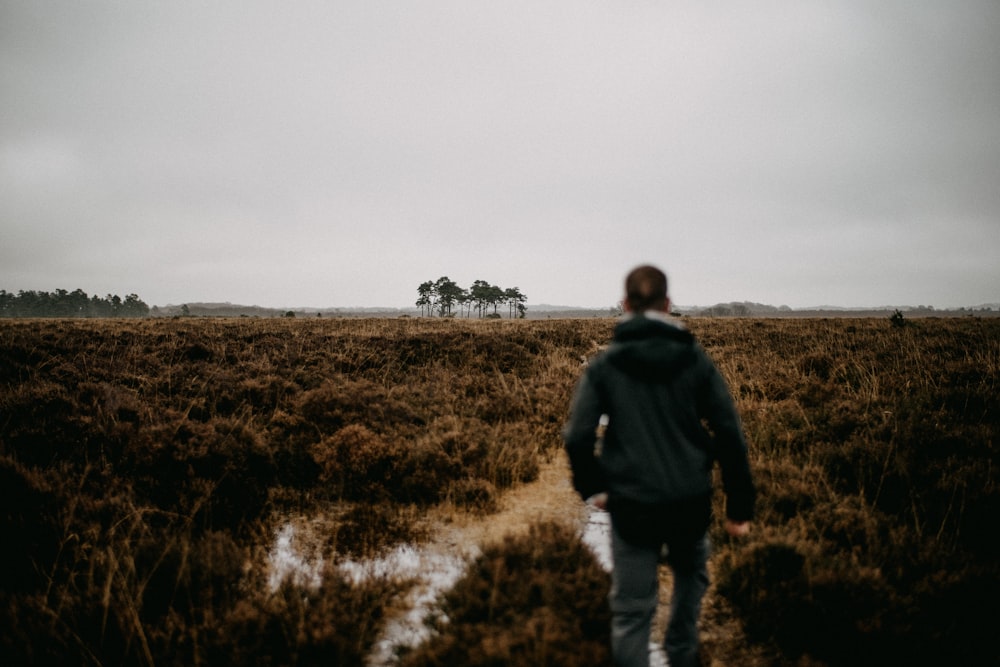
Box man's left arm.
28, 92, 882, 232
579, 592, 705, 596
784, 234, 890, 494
699, 360, 756, 523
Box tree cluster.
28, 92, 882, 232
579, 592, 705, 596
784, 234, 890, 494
0, 289, 150, 318
694, 301, 791, 317
416, 277, 527, 318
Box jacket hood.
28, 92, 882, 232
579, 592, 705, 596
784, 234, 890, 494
605, 314, 697, 381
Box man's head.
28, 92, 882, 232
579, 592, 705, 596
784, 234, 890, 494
624, 265, 670, 313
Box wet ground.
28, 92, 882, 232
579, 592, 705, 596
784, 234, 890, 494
265, 454, 668, 665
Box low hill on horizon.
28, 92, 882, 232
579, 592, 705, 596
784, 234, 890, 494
149, 301, 999, 319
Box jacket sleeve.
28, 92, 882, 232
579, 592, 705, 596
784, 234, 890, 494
697, 352, 756, 522
562, 368, 608, 501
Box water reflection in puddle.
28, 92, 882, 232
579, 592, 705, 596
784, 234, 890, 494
265, 508, 614, 665
582, 508, 612, 570
267, 523, 323, 591
341, 543, 474, 666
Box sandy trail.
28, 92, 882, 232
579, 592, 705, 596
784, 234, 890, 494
358, 452, 601, 666
421, 451, 590, 548
365, 453, 674, 666
267, 452, 673, 666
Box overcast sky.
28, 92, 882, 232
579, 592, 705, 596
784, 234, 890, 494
2, 1, 998, 310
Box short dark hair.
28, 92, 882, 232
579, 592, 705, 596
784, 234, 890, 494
625, 265, 668, 312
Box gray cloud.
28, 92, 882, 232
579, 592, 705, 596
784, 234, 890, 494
2, 1, 998, 309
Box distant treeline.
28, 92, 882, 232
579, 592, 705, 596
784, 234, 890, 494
690, 301, 997, 318
0, 289, 150, 318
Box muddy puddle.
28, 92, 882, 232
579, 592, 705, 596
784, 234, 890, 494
265, 506, 613, 666
257, 453, 673, 666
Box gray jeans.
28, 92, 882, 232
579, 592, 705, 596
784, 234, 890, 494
609, 524, 710, 667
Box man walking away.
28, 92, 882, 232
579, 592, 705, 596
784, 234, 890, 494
563, 265, 755, 667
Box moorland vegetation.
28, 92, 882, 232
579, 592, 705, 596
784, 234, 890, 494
1, 316, 997, 665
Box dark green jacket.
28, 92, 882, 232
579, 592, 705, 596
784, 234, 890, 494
563, 313, 755, 524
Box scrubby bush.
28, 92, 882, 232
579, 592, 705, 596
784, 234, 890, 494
0, 317, 602, 663
200, 567, 402, 667
706, 317, 1000, 667
400, 521, 611, 666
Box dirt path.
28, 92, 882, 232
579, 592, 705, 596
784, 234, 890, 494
421, 450, 590, 549
269, 450, 747, 666
368, 452, 768, 667
357, 451, 596, 666
393, 451, 675, 667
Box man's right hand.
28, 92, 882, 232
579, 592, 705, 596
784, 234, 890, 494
725, 520, 751, 537
587, 492, 608, 511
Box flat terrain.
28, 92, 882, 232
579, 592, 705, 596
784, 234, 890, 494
2, 316, 997, 666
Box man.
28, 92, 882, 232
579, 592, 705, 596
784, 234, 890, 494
563, 265, 754, 667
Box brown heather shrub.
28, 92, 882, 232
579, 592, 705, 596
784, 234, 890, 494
0, 457, 64, 594
715, 541, 812, 652
1, 380, 90, 466
311, 424, 407, 500
332, 502, 426, 558
399, 521, 611, 667
390, 437, 462, 504
0, 456, 239, 665
297, 377, 424, 437
703, 317, 1000, 667
718, 538, 898, 666
237, 373, 299, 412
312, 422, 463, 505
197, 568, 403, 667
443, 477, 498, 513
124, 415, 278, 531
477, 421, 542, 488
749, 458, 820, 523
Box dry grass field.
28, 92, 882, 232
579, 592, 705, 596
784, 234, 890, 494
1, 316, 997, 666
